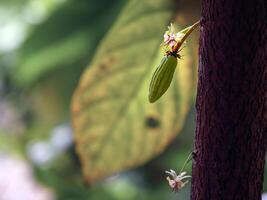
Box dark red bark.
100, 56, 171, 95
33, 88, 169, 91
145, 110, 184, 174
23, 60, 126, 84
191, 0, 267, 199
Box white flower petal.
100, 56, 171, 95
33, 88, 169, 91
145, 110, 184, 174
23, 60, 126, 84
170, 169, 176, 175
179, 172, 187, 176
165, 171, 176, 179
178, 176, 191, 181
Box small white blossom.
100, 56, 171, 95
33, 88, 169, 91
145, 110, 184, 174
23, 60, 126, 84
163, 24, 185, 50
165, 169, 191, 192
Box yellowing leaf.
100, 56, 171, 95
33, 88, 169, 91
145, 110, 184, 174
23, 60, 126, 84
71, 0, 195, 184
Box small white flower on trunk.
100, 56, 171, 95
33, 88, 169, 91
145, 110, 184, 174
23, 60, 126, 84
165, 169, 191, 192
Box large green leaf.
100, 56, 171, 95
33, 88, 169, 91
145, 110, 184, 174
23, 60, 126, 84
13, 0, 125, 86
10, 0, 126, 136
72, 0, 195, 183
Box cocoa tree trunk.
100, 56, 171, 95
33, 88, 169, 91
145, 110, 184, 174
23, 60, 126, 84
191, 0, 267, 199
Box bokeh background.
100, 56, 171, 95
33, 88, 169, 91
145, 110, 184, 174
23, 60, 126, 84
0, 0, 266, 200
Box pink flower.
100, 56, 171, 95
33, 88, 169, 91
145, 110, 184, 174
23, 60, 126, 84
165, 169, 191, 192
162, 24, 185, 50
163, 33, 177, 49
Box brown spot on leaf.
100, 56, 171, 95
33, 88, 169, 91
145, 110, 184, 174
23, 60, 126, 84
145, 116, 160, 129
99, 63, 108, 71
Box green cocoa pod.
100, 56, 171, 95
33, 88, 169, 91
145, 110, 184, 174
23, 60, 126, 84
149, 55, 177, 103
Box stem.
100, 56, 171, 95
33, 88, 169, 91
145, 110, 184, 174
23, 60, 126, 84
179, 152, 193, 174
180, 20, 200, 44
173, 20, 200, 53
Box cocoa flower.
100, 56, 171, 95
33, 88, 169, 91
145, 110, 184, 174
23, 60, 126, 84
165, 169, 191, 192
163, 24, 185, 50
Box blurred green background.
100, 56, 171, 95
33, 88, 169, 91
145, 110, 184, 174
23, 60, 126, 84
0, 0, 266, 200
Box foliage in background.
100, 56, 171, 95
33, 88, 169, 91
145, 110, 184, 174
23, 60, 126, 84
8, 0, 126, 139
4, 0, 267, 199
13, 0, 125, 87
